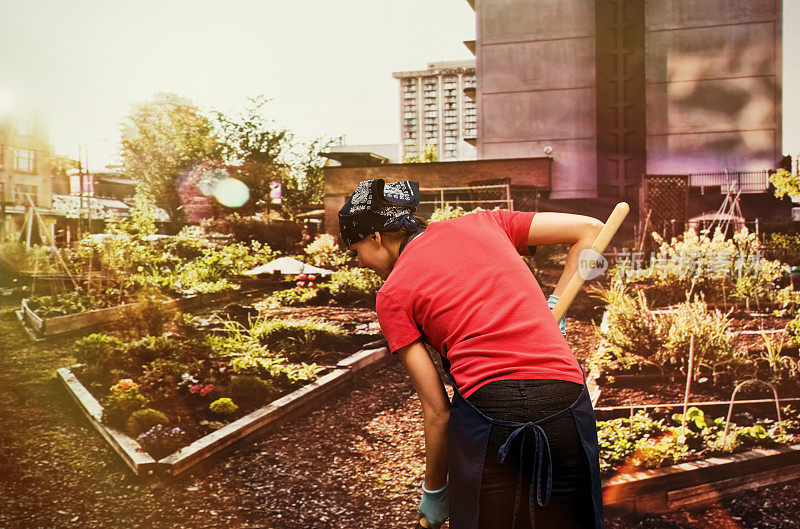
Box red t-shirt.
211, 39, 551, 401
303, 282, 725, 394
375, 209, 584, 399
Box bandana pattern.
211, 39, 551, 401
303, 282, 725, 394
338, 179, 421, 247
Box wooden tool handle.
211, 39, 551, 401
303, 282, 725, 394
550, 202, 630, 323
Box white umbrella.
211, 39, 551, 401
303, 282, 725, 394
243, 256, 334, 277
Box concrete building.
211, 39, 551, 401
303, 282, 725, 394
0, 108, 55, 242
469, 0, 782, 201
393, 60, 477, 162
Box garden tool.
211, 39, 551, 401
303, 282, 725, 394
416, 202, 629, 529
549, 202, 629, 324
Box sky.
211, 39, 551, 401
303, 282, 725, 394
0, 0, 798, 170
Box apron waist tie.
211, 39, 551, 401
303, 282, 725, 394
497, 415, 564, 529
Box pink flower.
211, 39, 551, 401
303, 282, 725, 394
200, 384, 214, 396
189, 384, 201, 394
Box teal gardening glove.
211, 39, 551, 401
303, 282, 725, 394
547, 294, 567, 339
418, 482, 448, 527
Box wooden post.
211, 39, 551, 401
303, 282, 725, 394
680, 334, 695, 440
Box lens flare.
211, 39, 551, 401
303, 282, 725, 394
213, 177, 250, 208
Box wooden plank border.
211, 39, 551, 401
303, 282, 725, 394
58, 345, 392, 478
56, 367, 160, 477
20, 288, 260, 339
602, 443, 800, 513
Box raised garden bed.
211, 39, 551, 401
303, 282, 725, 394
58, 345, 392, 478
603, 442, 800, 513
16, 287, 267, 339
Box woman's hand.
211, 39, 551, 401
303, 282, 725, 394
418, 482, 449, 527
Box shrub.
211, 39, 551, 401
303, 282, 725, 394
201, 214, 300, 253
140, 359, 187, 399
100, 386, 148, 429
126, 408, 170, 436
209, 397, 238, 416
230, 375, 276, 407
122, 334, 178, 374
250, 317, 347, 362
120, 296, 174, 339
663, 293, 744, 377
591, 283, 669, 372
73, 333, 125, 370
593, 283, 745, 378
262, 287, 323, 308
304, 234, 348, 267
323, 267, 383, 305
764, 232, 800, 266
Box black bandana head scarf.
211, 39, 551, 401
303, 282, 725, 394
338, 179, 421, 247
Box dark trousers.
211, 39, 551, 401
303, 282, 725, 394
466, 379, 596, 529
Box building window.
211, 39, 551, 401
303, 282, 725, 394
14, 184, 38, 206
14, 117, 35, 136
12, 148, 36, 173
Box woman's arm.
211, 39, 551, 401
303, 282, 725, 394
527, 212, 604, 297
396, 339, 450, 490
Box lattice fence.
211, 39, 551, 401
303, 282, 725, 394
639, 174, 689, 252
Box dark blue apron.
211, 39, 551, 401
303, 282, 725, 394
442, 357, 604, 529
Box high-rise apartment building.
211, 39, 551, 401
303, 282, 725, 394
392, 60, 477, 162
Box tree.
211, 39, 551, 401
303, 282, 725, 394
279, 136, 335, 220
120, 95, 221, 227
212, 95, 333, 221
212, 96, 291, 217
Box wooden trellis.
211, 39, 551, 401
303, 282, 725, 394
638, 174, 689, 253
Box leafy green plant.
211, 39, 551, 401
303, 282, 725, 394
596, 411, 675, 473
323, 267, 383, 305
121, 334, 179, 375
261, 287, 322, 308
73, 333, 125, 370
304, 234, 348, 267
126, 408, 170, 436
769, 168, 800, 201
428, 205, 470, 222
100, 385, 148, 429
756, 330, 798, 382
249, 317, 346, 362
284, 362, 325, 383
209, 397, 238, 416
140, 359, 187, 399
590, 282, 669, 372
663, 293, 744, 378
229, 375, 276, 406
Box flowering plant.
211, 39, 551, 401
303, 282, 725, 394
110, 379, 138, 393
137, 424, 187, 457
189, 383, 214, 396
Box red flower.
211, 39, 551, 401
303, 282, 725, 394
189, 384, 201, 394
200, 384, 214, 396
